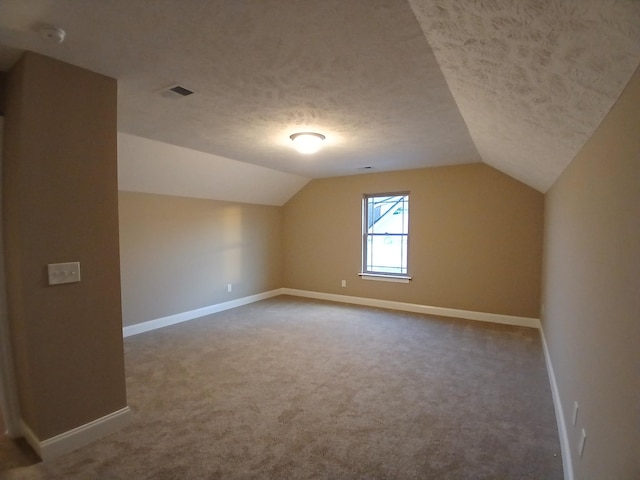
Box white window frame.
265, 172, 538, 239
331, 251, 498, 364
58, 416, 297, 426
360, 192, 411, 282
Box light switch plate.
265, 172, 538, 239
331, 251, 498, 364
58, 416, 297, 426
48, 262, 81, 285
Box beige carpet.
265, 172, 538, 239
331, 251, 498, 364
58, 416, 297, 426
0, 437, 39, 472
1, 296, 563, 479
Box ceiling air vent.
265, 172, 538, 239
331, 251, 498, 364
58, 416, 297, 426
158, 84, 196, 99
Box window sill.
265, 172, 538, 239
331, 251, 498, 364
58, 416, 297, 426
358, 273, 412, 283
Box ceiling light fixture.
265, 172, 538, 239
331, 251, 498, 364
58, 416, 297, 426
290, 132, 326, 154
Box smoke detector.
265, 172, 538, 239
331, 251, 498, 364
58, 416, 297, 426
39, 25, 66, 44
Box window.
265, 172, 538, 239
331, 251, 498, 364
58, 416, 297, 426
361, 192, 410, 279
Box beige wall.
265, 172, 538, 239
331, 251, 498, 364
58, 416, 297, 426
2, 53, 127, 439
283, 163, 543, 318
541, 66, 640, 479
119, 192, 283, 326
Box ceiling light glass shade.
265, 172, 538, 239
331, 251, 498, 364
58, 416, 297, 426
290, 132, 326, 154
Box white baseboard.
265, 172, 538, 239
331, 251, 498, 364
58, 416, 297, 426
540, 326, 573, 480
281, 288, 540, 329
123, 288, 539, 338
123, 289, 284, 337
21, 406, 132, 461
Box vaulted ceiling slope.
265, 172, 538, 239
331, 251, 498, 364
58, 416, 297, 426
1, 1, 639, 198
409, 0, 640, 191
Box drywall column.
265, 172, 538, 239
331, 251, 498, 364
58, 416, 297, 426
2, 52, 128, 456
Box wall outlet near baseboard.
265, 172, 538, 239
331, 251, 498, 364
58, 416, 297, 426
578, 428, 587, 457
227, 284, 232, 293
341, 280, 346, 287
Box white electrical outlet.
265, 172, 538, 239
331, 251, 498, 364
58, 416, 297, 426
578, 428, 587, 457
48, 262, 81, 285
227, 284, 232, 292
341, 280, 346, 287
572, 401, 579, 426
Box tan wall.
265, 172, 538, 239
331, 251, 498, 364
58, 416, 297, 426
541, 66, 640, 479
2, 53, 127, 440
119, 192, 283, 326
283, 163, 543, 318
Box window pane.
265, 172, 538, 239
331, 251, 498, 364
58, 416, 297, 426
367, 195, 408, 235
366, 234, 407, 274
363, 193, 409, 275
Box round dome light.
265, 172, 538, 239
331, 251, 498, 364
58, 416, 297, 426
290, 132, 326, 154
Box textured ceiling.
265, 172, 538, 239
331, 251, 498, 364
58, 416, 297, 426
0, 0, 479, 179
409, 0, 640, 190
0, 1, 639, 192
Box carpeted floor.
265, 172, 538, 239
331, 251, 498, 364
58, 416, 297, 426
0, 437, 39, 472
1, 296, 563, 479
